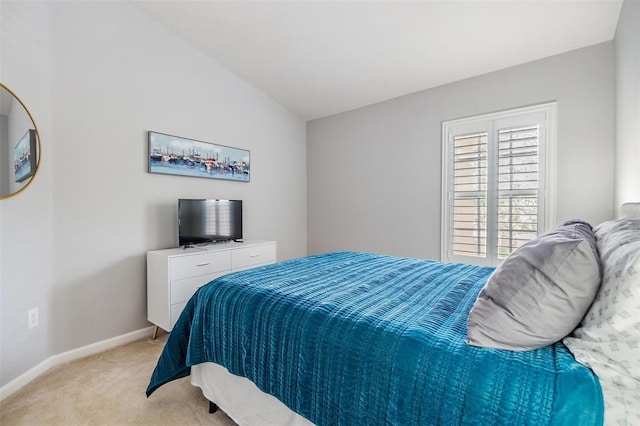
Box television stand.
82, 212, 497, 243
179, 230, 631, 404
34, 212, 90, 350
146, 240, 277, 337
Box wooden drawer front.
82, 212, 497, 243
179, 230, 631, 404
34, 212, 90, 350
171, 271, 228, 305
232, 244, 277, 270
170, 251, 231, 281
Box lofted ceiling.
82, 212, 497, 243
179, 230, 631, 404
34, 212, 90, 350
134, 0, 623, 120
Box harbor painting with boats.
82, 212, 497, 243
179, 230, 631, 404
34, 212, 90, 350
148, 131, 250, 182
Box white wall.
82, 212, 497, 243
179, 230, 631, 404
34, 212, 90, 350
614, 0, 640, 212
308, 42, 615, 259
1, 1, 307, 386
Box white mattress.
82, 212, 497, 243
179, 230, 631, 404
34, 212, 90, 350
190, 362, 314, 426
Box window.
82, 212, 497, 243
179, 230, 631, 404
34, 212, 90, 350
441, 103, 556, 265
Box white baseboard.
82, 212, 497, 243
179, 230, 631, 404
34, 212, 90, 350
0, 326, 154, 401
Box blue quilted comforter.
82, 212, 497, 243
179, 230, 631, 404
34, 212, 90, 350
147, 251, 603, 425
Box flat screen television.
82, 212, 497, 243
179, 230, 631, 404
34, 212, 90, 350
178, 199, 243, 246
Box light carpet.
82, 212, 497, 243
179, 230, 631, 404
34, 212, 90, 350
0, 331, 237, 426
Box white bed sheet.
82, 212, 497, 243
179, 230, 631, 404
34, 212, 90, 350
191, 362, 314, 426
563, 216, 640, 425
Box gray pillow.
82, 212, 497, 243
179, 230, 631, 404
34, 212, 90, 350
466, 220, 602, 351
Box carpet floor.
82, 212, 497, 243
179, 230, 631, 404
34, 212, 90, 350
0, 331, 237, 426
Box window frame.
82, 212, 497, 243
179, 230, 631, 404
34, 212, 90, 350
441, 103, 557, 266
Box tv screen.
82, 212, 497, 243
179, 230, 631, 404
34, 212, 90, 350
178, 199, 243, 246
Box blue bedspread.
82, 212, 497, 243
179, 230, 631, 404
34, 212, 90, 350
147, 251, 603, 425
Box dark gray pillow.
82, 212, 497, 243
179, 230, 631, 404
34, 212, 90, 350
466, 220, 601, 351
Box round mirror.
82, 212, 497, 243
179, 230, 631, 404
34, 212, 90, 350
0, 82, 41, 199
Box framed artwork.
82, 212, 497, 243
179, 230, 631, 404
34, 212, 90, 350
148, 131, 250, 182
14, 129, 37, 183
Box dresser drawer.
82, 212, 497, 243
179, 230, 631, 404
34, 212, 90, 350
170, 301, 187, 329
232, 243, 277, 271
148, 241, 276, 333
171, 271, 228, 304
170, 250, 231, 281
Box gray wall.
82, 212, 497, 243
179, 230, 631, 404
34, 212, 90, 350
1, 1, 307, 387
1, 0, 54, 389
308, 42, 615, 259
614, 0, 640, 212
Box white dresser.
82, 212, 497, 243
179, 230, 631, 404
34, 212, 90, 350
147, 240, 277, 333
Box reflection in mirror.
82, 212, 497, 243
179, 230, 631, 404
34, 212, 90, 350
0, 82, 41, 199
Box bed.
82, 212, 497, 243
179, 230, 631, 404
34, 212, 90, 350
147, 213, 640, 425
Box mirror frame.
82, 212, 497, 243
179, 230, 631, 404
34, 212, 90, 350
0, 82, 42, 200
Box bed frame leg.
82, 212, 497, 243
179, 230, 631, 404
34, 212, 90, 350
209, 401, 218, 413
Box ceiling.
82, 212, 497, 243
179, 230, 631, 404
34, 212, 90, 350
134, 1, 623, 121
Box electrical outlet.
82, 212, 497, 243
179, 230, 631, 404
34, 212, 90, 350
28, 307, 39, 330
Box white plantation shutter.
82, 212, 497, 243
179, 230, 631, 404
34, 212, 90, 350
442, 104, 556, 265
496, 123, 541, 259
451, 131, 488, 258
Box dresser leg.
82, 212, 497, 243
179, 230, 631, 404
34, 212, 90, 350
151, 325, 159, 340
